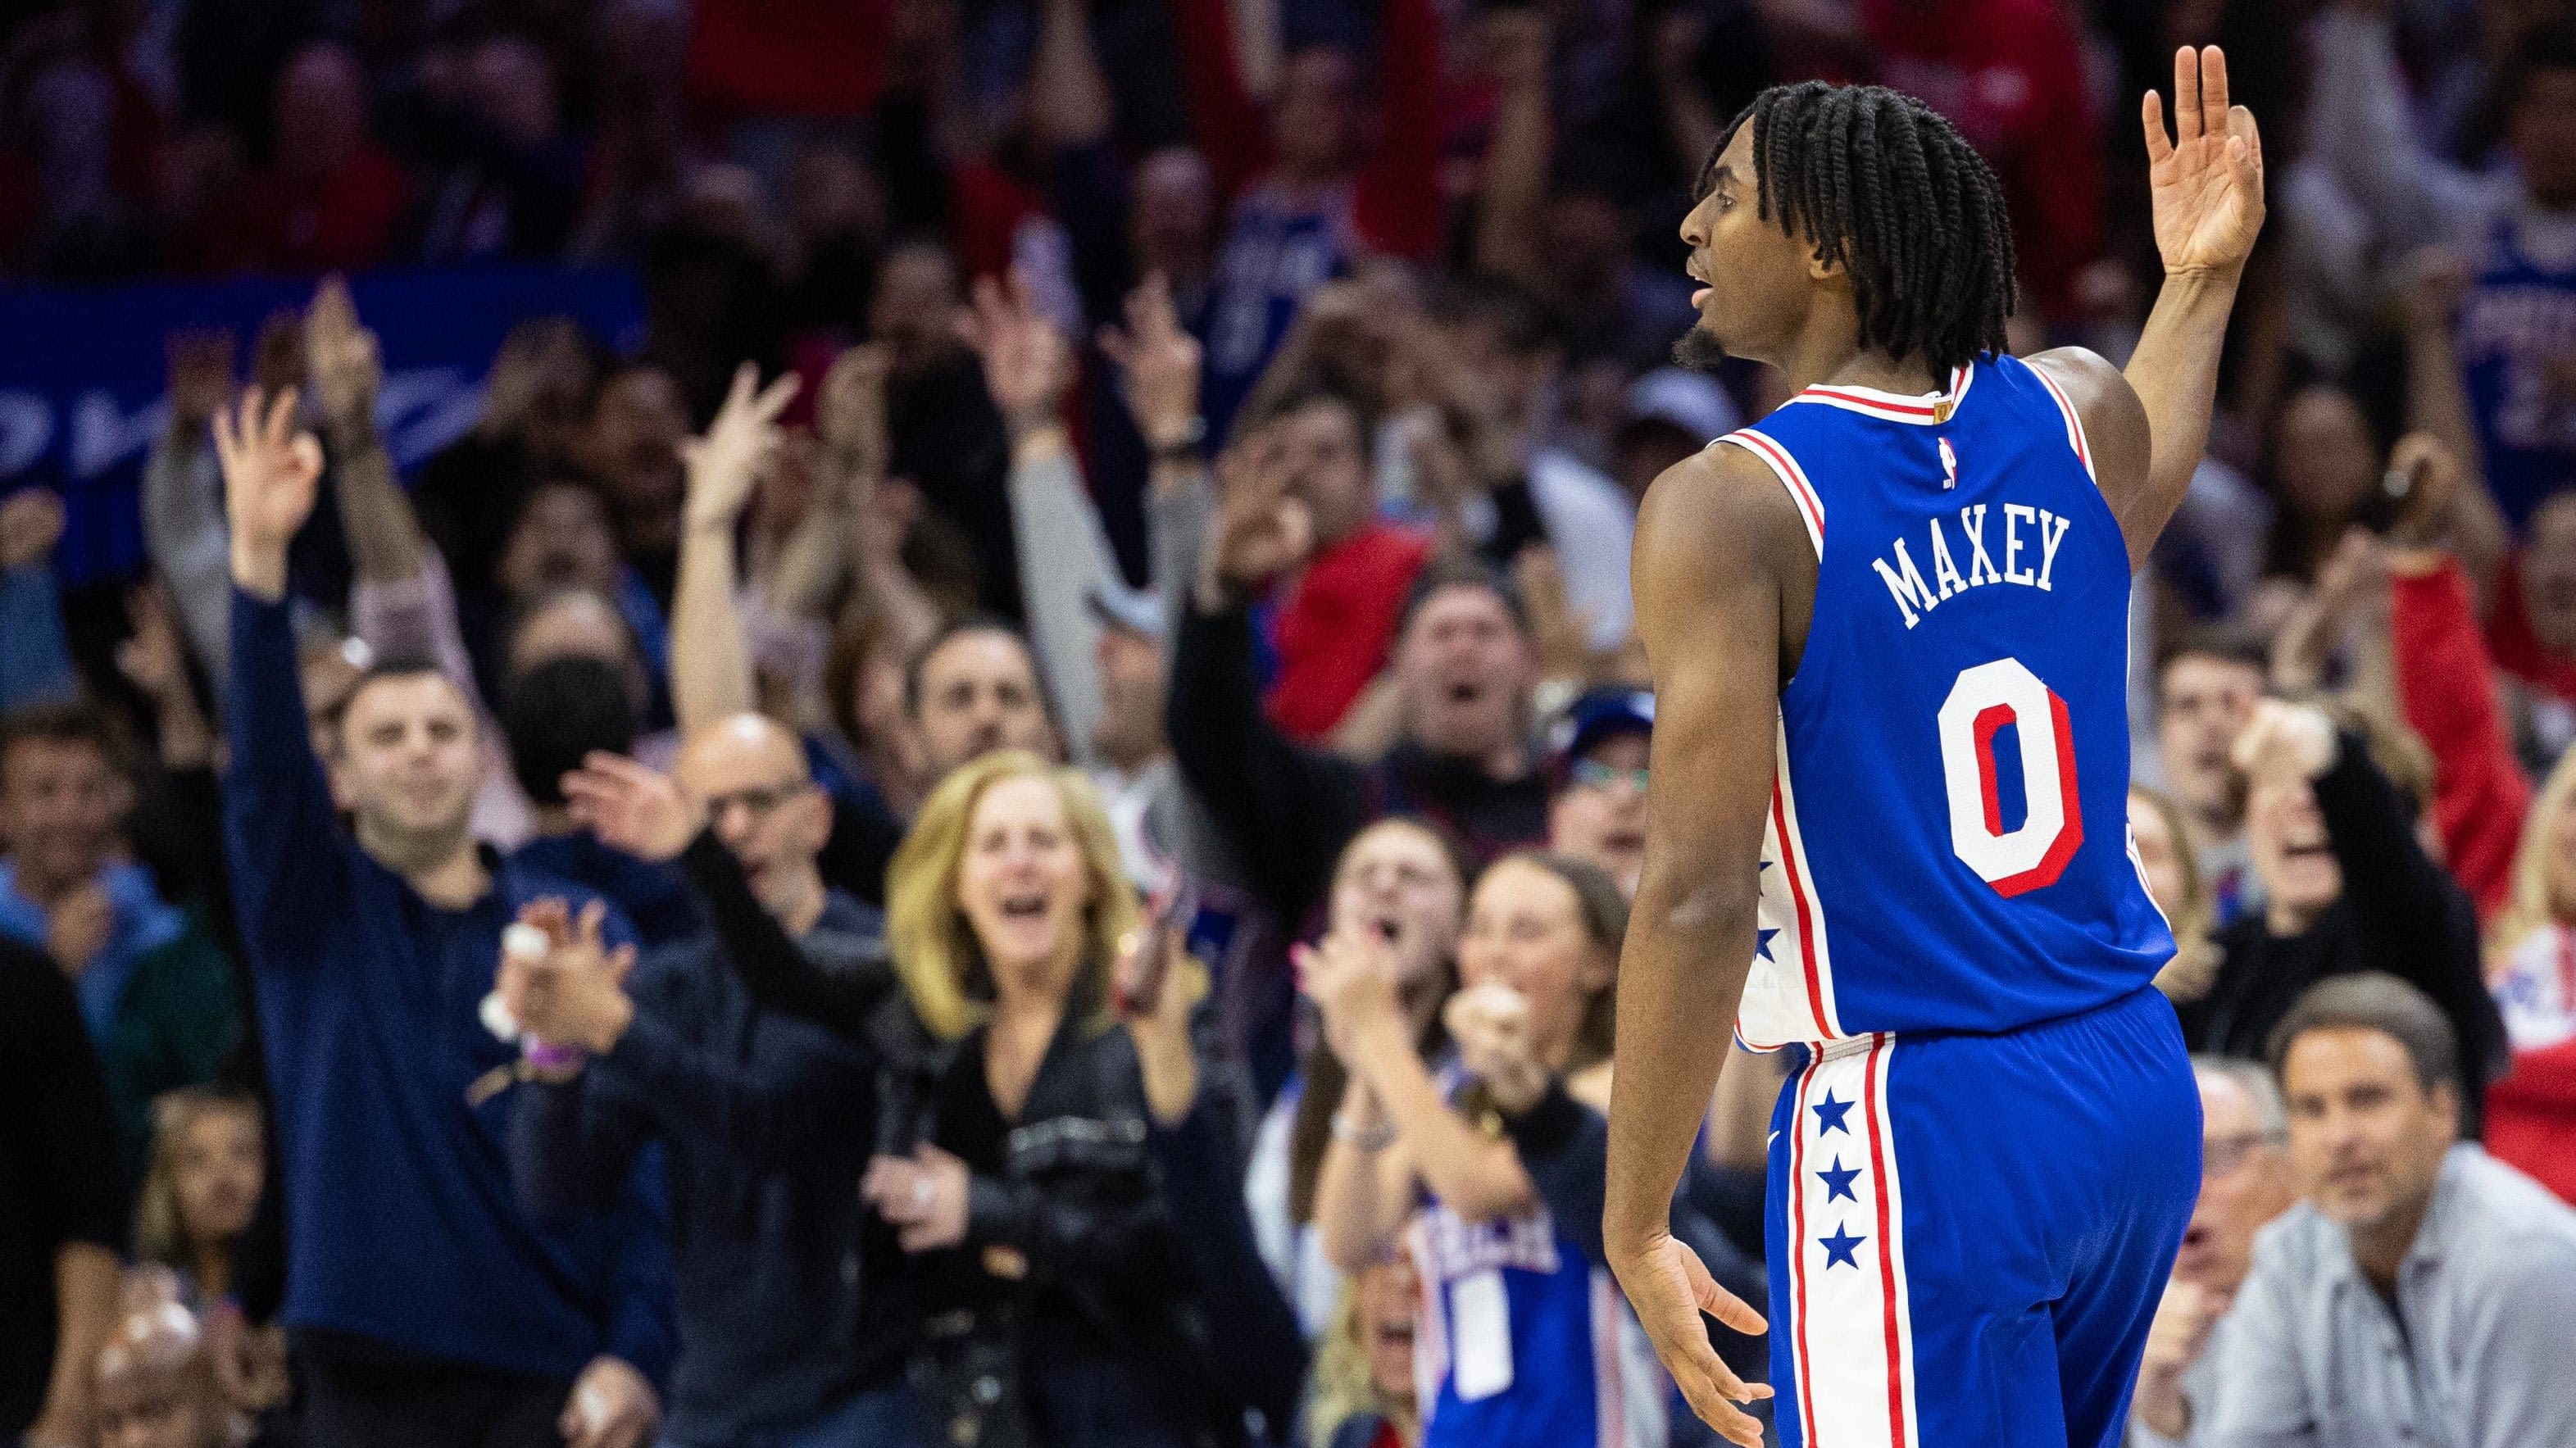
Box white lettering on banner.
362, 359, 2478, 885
0, 369, 485, 483
0, 393, 53, 477
1874, 503, 2075, 626
71, 390, 167, 479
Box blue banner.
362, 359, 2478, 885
0, 266, 645, 584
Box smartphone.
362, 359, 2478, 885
1118, 878, 1197, 1014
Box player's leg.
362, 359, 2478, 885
1763, 1046, 1809, 1448
1860, 1029, 2073, 1447
2045, 990, 2202, 1448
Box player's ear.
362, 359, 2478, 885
1806, 240, 1847, 284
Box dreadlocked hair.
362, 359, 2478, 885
1703, 82, 2017, 378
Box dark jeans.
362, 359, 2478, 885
658, 1382, 931, 1448
293, 1334, 569, 1448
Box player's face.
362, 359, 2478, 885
2282, 1027, 2456, 1234
335, 673, 479, 860
2174, 1074, 2292, 1296
1329, 820, 1465, 992
1550, 733, 1650, 898
1458, 859, 1611, 1064
1674, 125, 1832, 372
2156, 656, 2263, 824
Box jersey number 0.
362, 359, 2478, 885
1935, 658, 2083, 897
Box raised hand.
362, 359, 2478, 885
2142, 46, 2265, 278
304, 275, 382, 431
958, 267, 1077, 436
1447, 981, 1549, 1114
1115, 925, 1209, 1125
1097, 273, 1202, 451
1292, 927, 1403, 1066
117, 583, 190, 701
510, 897, 639, 1055
1614, 1232, 1771, 1446
213, 388, 323, 599
2231, 697, 2337, 784
0, 488, 65, 572
817, 341, 896, 479
561, 751, 706, 862
165, 328, 236, 439
680, 362, 801, 535
1202, 424, 1314, 601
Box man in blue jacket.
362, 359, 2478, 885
215, 387, 672, 1448
505, 713, 920, 1448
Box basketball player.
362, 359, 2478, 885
1601, 48, 2265, 1448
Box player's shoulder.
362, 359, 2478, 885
1636, 435, 1810, 557
2022, 347, 2149, 495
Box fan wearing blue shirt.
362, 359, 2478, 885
216, 387, 673, 1448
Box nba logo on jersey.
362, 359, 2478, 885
1715, 356, 2173, 1053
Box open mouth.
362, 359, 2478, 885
1692, 287, 1711, 306
1372, 1319, 1415, 1351
1444, 680, 1483, 707
2279, 836, 2331, 864
1370, 914, 1403, 946
1602, 828, 1646, 854
999, 892, 1050, 922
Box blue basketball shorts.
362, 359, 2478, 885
1762, 985, 2201, 1448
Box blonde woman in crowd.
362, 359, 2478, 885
1304, 1252, 1424, 1448
2481, 748, 2576, 1203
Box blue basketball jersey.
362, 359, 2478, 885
2460, 213, 2576, 529
1724, 354, 2174, 1050
1407, 1072, 1656, 1448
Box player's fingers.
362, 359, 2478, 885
2140, 90, 2173, 166
2230, 106, 2264, 177
2201, 45, 2230, 137
1672, 1356, 1767, 1447
1689, 1266, 1770, 1336
2173, 48, 2201, 143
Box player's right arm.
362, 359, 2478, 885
1604, 443, 1807, 1447
2036, 44, 2265, 573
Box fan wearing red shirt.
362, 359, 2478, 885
1252, 386, 1431, 741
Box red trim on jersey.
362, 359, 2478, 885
1771, 782, 1831, 1036
2029, 365, 2095, 479
1729, 429, 1826, 546
1862, 1038, 1910, 1448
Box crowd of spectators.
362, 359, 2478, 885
5, 0, 2576, 1446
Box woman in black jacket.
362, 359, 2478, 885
552, 745, 1297, 1448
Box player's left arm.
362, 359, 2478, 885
2033, 44, 2265, 574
